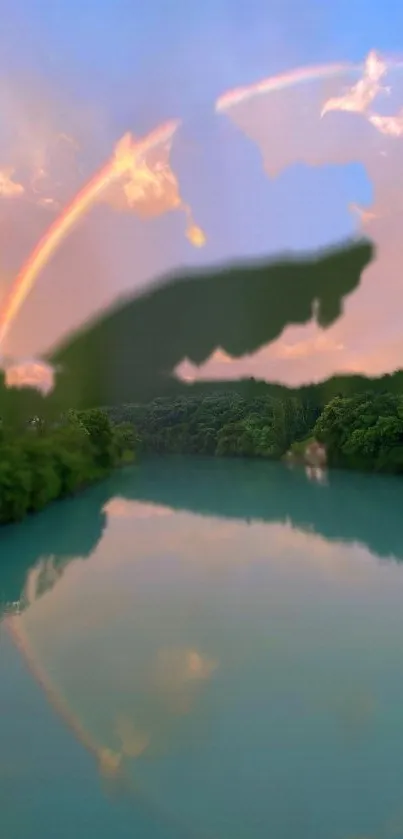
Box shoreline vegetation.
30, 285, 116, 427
0, 409, 138, 525
2, 381, 403, 525
109, 386, 403, 474
2, 380, 403, 525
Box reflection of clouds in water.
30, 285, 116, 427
111, 648, 218, 758
18, 549, 220, 760
114, 715, 150, 758
100, 507, 395, 589
9, 489, 403, 839
153, 647, 218, 715
12, 496, 403, 777
103, 497, 174, 519
20, 502, 403, 617
23, 555, 66, 605
98, 748, 123, 778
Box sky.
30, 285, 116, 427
1, 0, 403, 386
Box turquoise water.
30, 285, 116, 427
2, 457, 403, 838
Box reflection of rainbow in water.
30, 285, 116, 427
4, 614, 113, 769
3, 612, 216, 838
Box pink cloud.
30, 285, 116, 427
4, 358, 55, 394
0, 168, 24, 197
2, 52, 403, 389
321, 50, 389, 117
174, 52, 403, 386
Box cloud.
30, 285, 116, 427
210, 347, 233, 363
173, 51, 403, 385
4, 358, 55, 393
175, 348, 233, 382
321, 50, 389, 117
0, 80, 87, 208
100, 128, 205, 247
2, 50, 403, 387
175, 325, 347, 385
0, 106, 206, 363
0, 168, 24, 198
349, 203, 380, 226
369, 109, 403, 137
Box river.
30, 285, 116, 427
2, 456, 403, 839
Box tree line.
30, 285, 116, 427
2, 387, 403, 527
0, 409, 137, 525
110, 389, 403, 473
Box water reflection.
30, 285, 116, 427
305, 464, 328, 485
2, 455, 403, 610
3, 457, 403, 838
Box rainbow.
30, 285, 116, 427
3, 54, 403, 349
215, 61, 361, 112
0, 120, 180, 348
215, 54, 403, 112
3, 611, 210, 837
4, 614, 103, 761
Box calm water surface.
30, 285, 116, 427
2, 456, 403, 839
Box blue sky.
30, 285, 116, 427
1, 0, 402, 371
4, 0, 403, 106
10, 0, 384, 250
1, 0, 394, 246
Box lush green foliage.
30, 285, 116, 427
3, 387, 403, 528
0, 409, 137, 525
314, 392, 403, 472
109, 393, 319, 460
111, 389, 403, 475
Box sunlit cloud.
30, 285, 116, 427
0, 168, 24, 198
4, 357, 55, 393
272, 332, 344, 359
0, 77, 94, 203
37, 196, 61, 211
369, 109, 403, 137
349, 202, 380, 226
101, 129, 205, 247
321, 50, 389, 117
2, 50, 403, 386
210, 347, 233, 363
0, 119, 206, 358
175, 328, 346, 383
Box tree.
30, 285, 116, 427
112, 422, 139, 464
0, 444, 32, 523
76, 409, 114, 471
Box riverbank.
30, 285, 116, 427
0, 409, 137, 526
109, 389, 403, 475
2, 388, 403, 527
